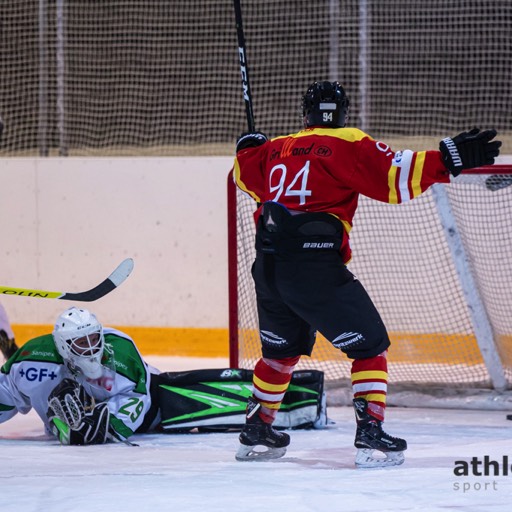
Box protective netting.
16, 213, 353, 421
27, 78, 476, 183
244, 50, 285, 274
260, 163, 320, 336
1, 0, 512, 156
231, 180, 512, 389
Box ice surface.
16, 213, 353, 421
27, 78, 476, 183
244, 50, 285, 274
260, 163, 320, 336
1, 357, 511, 512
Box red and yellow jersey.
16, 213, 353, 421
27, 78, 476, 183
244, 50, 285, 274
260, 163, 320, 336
234, 126, 450, 263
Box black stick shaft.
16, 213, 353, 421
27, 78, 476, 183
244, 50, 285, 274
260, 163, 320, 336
233, 0, 255, 132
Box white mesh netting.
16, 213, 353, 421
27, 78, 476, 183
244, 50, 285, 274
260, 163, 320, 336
230, 179, 512, 395
1, 1, 512, 155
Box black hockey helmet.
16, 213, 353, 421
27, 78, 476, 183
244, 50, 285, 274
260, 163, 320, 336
302, 81, 349, 128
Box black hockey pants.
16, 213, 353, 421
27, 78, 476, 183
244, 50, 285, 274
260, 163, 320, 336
253, 202, 391, 361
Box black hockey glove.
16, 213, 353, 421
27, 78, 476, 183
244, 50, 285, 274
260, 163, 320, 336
47, 378, 110, 445
439, 128, 501, 177
236, 132, 268, 153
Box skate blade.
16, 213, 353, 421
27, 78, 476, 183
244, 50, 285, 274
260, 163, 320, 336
235, 443, 287, 462
355, 448, 405, 468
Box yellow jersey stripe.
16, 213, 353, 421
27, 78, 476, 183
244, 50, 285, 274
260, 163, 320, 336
387, 165, 399, 204
233, 160, 261, 203
273, 127, 368, 143
411, 151, 426, 198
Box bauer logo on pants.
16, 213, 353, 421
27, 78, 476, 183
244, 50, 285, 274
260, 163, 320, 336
302, 242, 335, 249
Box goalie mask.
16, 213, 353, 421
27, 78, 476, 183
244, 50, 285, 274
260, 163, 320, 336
53, 307, 105, 379
302, 81, 350, 128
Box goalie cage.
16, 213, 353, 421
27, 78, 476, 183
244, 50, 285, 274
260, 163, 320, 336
227, 165, 512, 411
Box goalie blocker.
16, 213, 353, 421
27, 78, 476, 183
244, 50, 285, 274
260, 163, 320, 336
156, 368, 327, 432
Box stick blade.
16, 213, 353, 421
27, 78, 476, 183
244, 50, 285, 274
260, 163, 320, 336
60, 258, 134, 302
108, 258, 134, 286
0, 259, 134, 302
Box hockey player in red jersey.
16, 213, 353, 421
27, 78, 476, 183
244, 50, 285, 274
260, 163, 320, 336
233, 81, 501, 467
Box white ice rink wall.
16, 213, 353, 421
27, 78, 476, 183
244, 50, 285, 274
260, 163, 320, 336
3, 155, 512, 364
0, 157, 233, 334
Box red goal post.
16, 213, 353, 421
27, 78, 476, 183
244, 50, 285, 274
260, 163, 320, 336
227, 165, 512, 399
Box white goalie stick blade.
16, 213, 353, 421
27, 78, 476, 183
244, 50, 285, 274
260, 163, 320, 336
0, 258, 134, 302
355, 448, 405, 469
235, 443, 287, 462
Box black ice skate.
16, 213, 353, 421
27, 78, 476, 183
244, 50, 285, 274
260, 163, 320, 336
0, 330, 18, 360
353, 398, 407, 468
235, 397, 290, 461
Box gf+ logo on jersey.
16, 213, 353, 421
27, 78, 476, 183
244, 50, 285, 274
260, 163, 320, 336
19, 367, 58, 382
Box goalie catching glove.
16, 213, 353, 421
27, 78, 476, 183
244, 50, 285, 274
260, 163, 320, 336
47, 378, 110, 445
439, 128, 501, 177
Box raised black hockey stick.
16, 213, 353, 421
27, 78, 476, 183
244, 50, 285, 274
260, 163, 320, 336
0, 258, 134, 302
234, 0, 256, 132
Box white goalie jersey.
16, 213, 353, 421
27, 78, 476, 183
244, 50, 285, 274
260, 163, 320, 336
0, 328, 158, 441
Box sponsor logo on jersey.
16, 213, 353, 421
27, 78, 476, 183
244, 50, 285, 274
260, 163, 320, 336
393, 150, 403, 164
114, 359, 128, 371
260, 330, 288, 346
19, 367, 58, 381
30, 351, 55, 358
314, 145, 332, 157
270, 142, 315, 161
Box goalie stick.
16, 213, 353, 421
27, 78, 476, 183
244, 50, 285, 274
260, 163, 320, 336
0, 258, 134, 302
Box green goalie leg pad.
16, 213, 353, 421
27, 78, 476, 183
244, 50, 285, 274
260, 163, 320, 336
50, 417, 71, 445
157, 368, 327, 432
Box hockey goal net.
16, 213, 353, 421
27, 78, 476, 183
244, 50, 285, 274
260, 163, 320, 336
228, 167, 512, 399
